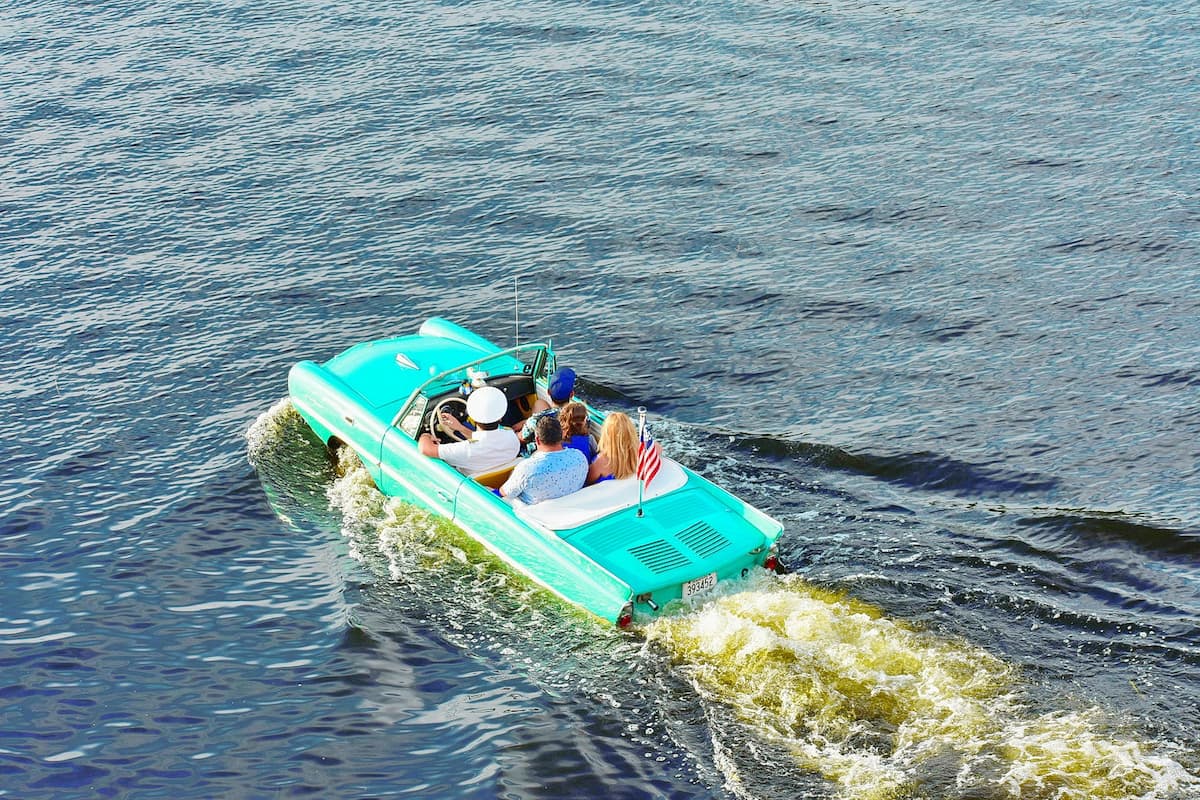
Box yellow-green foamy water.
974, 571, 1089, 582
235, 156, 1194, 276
645, 576, 1198, 800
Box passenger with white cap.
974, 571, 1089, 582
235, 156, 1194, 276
417, 385, 520, 473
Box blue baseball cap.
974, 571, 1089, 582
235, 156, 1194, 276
548, 367, 576, 403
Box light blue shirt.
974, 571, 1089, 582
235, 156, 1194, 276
501, 447, 587, 504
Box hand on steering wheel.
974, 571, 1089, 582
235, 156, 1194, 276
431, 397, 470, 443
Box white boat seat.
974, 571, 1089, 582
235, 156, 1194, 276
510, 458, 688, 531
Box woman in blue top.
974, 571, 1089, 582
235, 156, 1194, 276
558, 402, 594, 463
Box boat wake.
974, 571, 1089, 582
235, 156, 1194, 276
249, 399, 1199, 799
644, 576, 1200, 800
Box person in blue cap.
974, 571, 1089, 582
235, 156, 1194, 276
514, 366, 576, 444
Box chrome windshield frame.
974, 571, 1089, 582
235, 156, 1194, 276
391, 341, 553, 431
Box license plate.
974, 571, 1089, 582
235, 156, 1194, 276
682, 571, 717, 599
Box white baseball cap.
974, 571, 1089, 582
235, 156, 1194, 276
466, 385, 507, 424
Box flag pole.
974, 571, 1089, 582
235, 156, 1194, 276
636, 406, 647, 518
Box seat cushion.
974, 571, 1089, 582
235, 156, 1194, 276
510, 458, 688, 531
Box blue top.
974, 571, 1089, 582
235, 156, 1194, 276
501, 448, 588, 505
564, 433, 593, 463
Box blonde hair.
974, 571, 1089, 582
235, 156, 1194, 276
597, 412, 638, 480
559, 402, 589, 439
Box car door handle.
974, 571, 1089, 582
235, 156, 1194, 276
435, 489, 453, 503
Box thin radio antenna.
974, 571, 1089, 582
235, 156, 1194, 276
513, 276, 519, 348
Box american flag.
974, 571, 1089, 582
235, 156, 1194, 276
637, 420, 661, 487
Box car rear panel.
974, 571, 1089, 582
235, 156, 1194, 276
562, 483, 780, 603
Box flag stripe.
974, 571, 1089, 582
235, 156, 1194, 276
637, 422, 661, 487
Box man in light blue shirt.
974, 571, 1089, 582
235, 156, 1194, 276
500, 415, 587, 504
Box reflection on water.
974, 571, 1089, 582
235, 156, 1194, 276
646, 576, 1198, 800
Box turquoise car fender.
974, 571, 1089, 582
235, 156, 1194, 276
289, 360, 388, 486
379, 426, 464, 519
451, 480, 633, 623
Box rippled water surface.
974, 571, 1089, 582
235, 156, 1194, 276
2, 0, 1198, 797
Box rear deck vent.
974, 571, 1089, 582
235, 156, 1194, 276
676, 521, 730, 559
581, 522, 642, 555
651, 491, 717, 521
628, 539, 691, 575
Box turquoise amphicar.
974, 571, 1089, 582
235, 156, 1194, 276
288, 317, 783, 627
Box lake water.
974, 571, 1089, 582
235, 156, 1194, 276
2, 0, 1198, 797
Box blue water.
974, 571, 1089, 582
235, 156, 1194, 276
2, 0, 1198, 797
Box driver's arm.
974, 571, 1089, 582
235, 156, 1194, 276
420, 409, 470, 459
418, 433, 440, 458
439, 411, 473, 438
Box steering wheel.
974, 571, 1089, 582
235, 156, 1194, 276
430, 397, 470, 443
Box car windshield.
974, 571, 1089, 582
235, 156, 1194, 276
393, 341, 552, 432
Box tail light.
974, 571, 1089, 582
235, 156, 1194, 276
616, 602, 634, 629
763, 547, 784, 574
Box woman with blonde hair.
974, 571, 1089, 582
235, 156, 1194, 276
587, 412, 639, 484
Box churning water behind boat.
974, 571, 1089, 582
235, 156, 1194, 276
645, 577, 1198, 800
